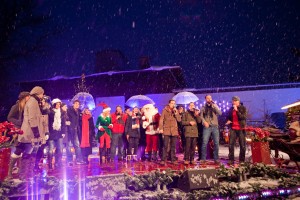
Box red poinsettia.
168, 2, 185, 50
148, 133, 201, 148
0, 121, 24, 149
244, 126, 270, 142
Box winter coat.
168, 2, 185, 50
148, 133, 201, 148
142, 113, 160, 135
159, 106, 181, 136
78, 116, 96, 146
19, 95, 47, 143
96, 114, 112, 140
67, 107, 82, 137
48, 109, 66, 140
181, 110, 202, 138
200, 103, 222, 126
7, 102, 23, 128
111, 113, 127, 134
227, 105, 247, 129
125, 115, 141, 138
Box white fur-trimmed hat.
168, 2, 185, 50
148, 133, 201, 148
51, 98, 62, 105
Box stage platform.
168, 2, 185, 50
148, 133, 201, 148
2, 145, 299, 200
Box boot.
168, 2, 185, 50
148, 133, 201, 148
99, 148, 104, 164
152, 151, 158, 162
48, 154, 53, 170
6, 153, 21, 180
147, 151, 152, 161
106, 148, 111, 162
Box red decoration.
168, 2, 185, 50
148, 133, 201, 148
251, 141, 272, 164
0, 148, 11, 180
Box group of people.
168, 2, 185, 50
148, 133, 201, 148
6, 86, 248, 179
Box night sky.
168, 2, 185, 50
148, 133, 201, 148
0, 0, 300, 89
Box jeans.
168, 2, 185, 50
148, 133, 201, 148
14, 142, 33, 156
35, 143, 47, 165
49, 138, 63, 165
184, 137, 197, 161
69, 129, 83, 161
201, 125, 219, 161
229, 129, 246, 162
162, 135, 177, 162
111, 134, 124, 159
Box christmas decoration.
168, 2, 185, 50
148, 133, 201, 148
0, 121, 24, 149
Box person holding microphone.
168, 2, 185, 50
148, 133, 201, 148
200, 95, 222, 164
159, 100, 181, 165
226, 96, 247, 165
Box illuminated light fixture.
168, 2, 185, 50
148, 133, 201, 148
281, 100, 300, 109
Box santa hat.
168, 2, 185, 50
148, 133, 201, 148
97, 102, 111, 113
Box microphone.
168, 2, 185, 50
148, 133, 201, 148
211, 100, 215, 104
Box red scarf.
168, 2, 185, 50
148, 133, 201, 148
81, 114, 91, 147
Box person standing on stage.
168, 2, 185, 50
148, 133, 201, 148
200, 95, 222, 164
6, 91, 30, 179
159, 100, 181, 165
16, 86, 45, 179
111, 105, 128, 161
48, 98, 66, 169
68, 100, 85, 165
182, 102, 201, 165
80, 108, 95, 164
96, 103, 113, 163
142, 104, 160, 161
125, 107, 141, 161
226, 96, 247, 165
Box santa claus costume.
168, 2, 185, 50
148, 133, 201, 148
142, 104, 160, 161
96, 103, 113, 163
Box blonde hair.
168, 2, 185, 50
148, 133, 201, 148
18, 98, 27, 113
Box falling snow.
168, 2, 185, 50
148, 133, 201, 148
0, 0, 299, 89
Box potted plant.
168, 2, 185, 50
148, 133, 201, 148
244, 126, 272, 164
0, 121, 23, 180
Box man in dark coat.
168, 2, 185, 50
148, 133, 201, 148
226, 96, 247, 165
181, 102, 201, 165
68, 100, 85, 165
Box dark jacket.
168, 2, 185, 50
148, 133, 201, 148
68, 107, 82, 135
181, 110, 202, 137
48, 108, 66, 140
62, 110, 70, 143
227, 105, 247, 129
125, 114, 142, 138
7, 103, 23, 128
159, 106, 181, 136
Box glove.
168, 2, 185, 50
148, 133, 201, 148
31, 127, 40, 138
99, 126, 105, 131
45, 135, 49, 141
62, 134, 65, 138
108, 124, 113, 129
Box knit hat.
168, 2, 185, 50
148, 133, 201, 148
18, 91, 30, 100
51, 98, 62, 105
97, 102, 111, 113
232, 96, 240, 101
30, 86, 44, 95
